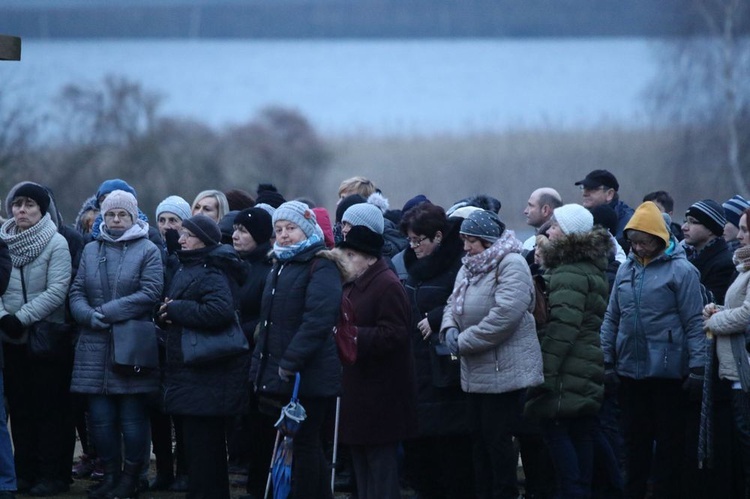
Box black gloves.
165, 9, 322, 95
682, 367, 705, 402
604, 363, 620, 396
164, 228, 181, 255
0, 314, 25, 339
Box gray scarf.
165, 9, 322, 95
0, 213, 58, 267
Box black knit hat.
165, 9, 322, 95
14, 183, 51, 215
255, 184, 286, 209
686, 199, 726, 237
234, 207, 273, 245
337, 225, 384, 258
182, 215, 222, 247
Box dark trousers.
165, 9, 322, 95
731, 388, 750, 499
150, 409, 186, 477
541, 416, 595, 499
182, 415, 230, 499
619, 377, 684, 499
468, 390, 523, 499
292, 396, 334, 499
350, 442, 400, 499
3, 343, 73, 483
403, 434, 476, 499
244, 393, 277, 497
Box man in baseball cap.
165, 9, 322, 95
575, 169, 634, 248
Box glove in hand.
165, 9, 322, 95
444, 327, 460, 356
0, 314, 24, 339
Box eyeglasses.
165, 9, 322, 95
682, 217, 702, 226
408, 236, 429, 248
627, 237, 659, 250
178, 231, 198, 239
104, 211, 130, 220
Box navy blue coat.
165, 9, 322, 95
251, 242, 342, 398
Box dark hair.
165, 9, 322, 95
538, 192, 563, 211
400, 202, 447, 238
643, 190, 674, 213
742, 208, 750, 227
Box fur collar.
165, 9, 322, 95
540, 226, 612, 270
403, 218, 464, 281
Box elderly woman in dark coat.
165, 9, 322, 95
329, 205, 416, 499
70, 190, 163, 499
157, 215, 249, 499
398, 201, 476, 499
251, 201, 342, 499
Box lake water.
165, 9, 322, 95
1, 38, 660, 135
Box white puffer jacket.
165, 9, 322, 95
441, 252, 543, 394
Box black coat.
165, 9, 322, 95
237, 242, 273, 342
403, 219, 470, 436
251, 242, 342, 398
161, 244, 251, 416
688, 237, 735, 305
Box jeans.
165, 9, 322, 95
542, 416, 595, 499
88, 394, 150, 468
0, 371, 16, 491
467, 390, 523, 499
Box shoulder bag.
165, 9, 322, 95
181, 312, 249, 366
98, 242, 159, 375
20, 267, 71, 360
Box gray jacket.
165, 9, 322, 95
600, 243, 705, 379
441, 252, 544, 394
70, 221, 164, 394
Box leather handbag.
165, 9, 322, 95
111, 319, 159, 375
429, 341, 461, 388
19, 267, 72, 360
27, 321, 73, 360
181, 313, 249, 366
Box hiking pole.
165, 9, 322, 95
330, 396, 341, 493
264, 429, 282, 499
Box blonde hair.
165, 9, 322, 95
338, 176, 376, 199
192, 190, 229, 221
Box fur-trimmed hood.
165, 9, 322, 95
540, 226, 612, 270
317, 247, 357, 283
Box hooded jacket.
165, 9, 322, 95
524, 227, 610, 419
600, 202, 705, 380
69, 220, 163, 394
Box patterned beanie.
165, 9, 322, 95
554, 204, 594, 235
234, 207, 273, 245
342, 203, 384, 235
273, 201, 318, 238
155, 195, 191, 222
182, 214, 222, 247
723, 195, 750, 229
100, 190, 138, 222
686, 199, 726, 237
460, 209, 506, 243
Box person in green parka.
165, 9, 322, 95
525, 203, 609, 499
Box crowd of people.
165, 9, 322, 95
0, 170, 747, 499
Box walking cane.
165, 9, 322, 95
264, 430, 282, 499
330, 396, 341, 493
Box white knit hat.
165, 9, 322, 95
342, 203, 385, 235
155, 195, 191, 222
553, 204, 593, 235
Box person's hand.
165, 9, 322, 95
158, 298, 173, 325
278, 366, 295, 383
0, 314, 24, 339
90, 312, 108, 330
417, 317, 433, 340
164, 229, 181, 255
604, 363, 620, 395
703, 303, 717, 321
682, 367, 705, 402
444, 327, 459, 356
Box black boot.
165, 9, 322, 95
88, 461, 120, 499
107, 460, 141, 499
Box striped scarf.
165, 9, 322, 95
0, 213, 58, 268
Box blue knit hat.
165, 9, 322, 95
155, 195, 191, 222
273, 201, 319, 239
96, 179, 136, 207
686, 199, 726, 237
723, 195, 750, 229
342, 203, 385, 235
